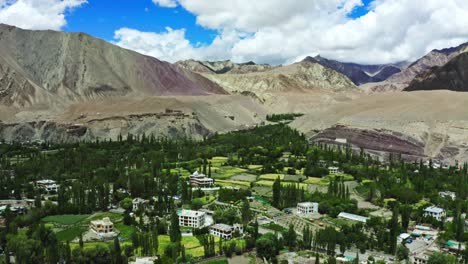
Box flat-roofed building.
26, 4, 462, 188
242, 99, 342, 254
423, 206, 446, 221
209, 223, 243, 239
91, 217, 114, 234
190, 171, 214, 187
297, 202, 319, 215
36, 179, 59, 193
338, 212, 369, 223
438, 191, 456, 200
178, 209, 206, 228
328, 167, 341, 175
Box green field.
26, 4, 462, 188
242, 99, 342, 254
256, 180, 308, 189
262, 223, 286, 232
209, 156, 228, 167
56, 226, 87, 241
42, 215, 91, 225
212, 166, 248, 179
304, 177, 322, 184
192, 196, 216, 205
259, 174, 284, 180
216, 180, 251, 188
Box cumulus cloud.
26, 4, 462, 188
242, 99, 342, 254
115, 0, 468, 65
0, 0, 86, 30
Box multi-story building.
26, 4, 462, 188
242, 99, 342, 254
36, 179, 59, 193
423, 206, 446, 221
328, 167, 342, 175
209, 223, 243, 239
178, 209, 206, 228
190, 171, 214, 187
297, 202, 319, 215
90, 217, 114, 234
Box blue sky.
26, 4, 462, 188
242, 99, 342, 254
65, 0, 218, 45
65, 0, 374, 46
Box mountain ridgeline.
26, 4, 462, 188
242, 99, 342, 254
0, 24, 227, 108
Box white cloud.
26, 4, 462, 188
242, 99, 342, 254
152, 0, 177, 8
0, 0, 86, 30
116, 0, 468, 65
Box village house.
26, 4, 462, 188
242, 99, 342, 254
297, 202, 319, 215
90, 217, 116, 238
177, 209, 206, 228
423, 206, 446, 221
438, 191, 456, 200
209, 223, 243, 239
189, 171, 214, 187
132, 198, 147, 211
328, 167, 342, 175
36, 179, 59, 193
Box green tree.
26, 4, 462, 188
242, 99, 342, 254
272, 177, 281, 208
427, 252, 458, 264
170, 211, 181, 243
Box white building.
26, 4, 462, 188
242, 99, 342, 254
338, 212, 369, 223
328, 167, 342, 175
132, 198, 147, 211
178, 209, 206, 228
190, 171, 214, 187
423, 206, 446, 221
36, 179, 59, 193
209, 223, 243, 239
438, 191, 456, 200
297, 202, 319, 215
90, 217, 117, 239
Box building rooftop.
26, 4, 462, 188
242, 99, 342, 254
190, 171, 206, 178
91, 217, 113, 225
177, 209, 205, 218
338, 212, 369, 223
297, 202, 318, 207
36, 179, 56, 184
424, 206, 445, 214
211, 223, 234, 232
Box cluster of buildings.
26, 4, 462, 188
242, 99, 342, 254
176, 209, 242, 240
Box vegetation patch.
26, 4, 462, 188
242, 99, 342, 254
304, 177, 322, 184
259, 174, 284, 180
212, 166, 248, 179
42, 215, 91, 225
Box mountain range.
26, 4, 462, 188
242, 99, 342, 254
2, 24, 468, 162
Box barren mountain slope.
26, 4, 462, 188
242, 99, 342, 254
291, 90, 468, 162
0, 24, 226, 107
404, 53, 468, 91
198, 61, 357, 96
363, 42, 468, 92
0, 95, 268, 142
176, 60, 275, 74
305, 56, 402, 85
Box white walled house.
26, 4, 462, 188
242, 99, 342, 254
328, 167, 342, 175
132, 198, 147, 211
36, 180, 59, 193
209, 223, 243, 239
423, 206, 446, 221
177, 209, 206, 228
190, 171, 214, 187
297, 202, 319, 215
438, 191, 456, 200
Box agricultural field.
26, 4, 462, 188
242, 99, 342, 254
216, 180, 251, 189
230, 173, 257, 182
259, 174, 283, 180
255, 180, 308, 189
212, 166, 248, 179
209, 156, 228, 167
42, 214, 90, 225
304, 177, 322, 184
